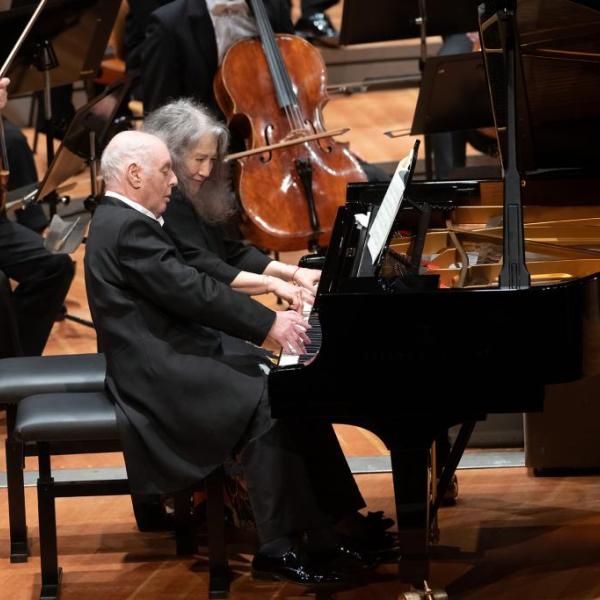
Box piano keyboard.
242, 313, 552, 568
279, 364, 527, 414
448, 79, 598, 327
277, 303, 322, 367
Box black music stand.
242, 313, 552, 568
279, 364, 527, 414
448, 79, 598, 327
339, 0, 482, 178
0, 0, 121, 209
339, 0, 480, 46
411, 52, 494, 135
35, 77, 132, 207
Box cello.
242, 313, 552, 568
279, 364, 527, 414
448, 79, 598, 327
214, 0, 367, 252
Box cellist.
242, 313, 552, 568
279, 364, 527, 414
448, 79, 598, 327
142, 0, 293, 114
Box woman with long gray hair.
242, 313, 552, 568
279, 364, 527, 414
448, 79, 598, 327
143, 98, 320, 310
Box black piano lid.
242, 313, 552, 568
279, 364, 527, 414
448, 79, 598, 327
479, 0, 600, 177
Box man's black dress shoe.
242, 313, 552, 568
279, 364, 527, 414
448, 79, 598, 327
252, 546, 350, 586
295, 12, 337, 40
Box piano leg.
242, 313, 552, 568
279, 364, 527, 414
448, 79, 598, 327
390, 443, 432, 584
373, 423, 435, 585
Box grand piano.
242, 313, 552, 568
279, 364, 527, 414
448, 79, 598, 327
269, 0, 600, 592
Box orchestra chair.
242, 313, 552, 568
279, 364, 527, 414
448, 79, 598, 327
12, 389, 230, 600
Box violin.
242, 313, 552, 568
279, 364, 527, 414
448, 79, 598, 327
214, 0, 367, 252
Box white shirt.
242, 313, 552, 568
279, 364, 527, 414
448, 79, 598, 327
105, 191, 165, 227
206, 0, 259, 64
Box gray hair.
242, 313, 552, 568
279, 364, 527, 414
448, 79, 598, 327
144, 99, 235, 224
100, 130, 157, 186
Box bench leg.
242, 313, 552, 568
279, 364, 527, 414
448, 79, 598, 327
174, 492, 196, 556
206, 467, 229, 599
6, 406, 29, 561
37, 443, 61, 600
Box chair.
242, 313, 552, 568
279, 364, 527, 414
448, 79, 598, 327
13, 390, 229, 600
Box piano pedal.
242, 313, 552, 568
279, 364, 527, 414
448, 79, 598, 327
400, 581, 448, 600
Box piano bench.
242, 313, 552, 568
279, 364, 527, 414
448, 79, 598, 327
0, 353, 106, 563
13, 391, 230, 600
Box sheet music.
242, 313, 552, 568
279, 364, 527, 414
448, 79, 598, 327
367, 148, 414, 264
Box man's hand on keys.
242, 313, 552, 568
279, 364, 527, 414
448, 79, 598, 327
266, 310, 311, 355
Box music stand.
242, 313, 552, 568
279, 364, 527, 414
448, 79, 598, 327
0, 0, 121, 94
0, 0, 121, 206
339, 0, 482, 178
35, 77, 132, 206
339, 0, 481, 46
411, 52, 493, 135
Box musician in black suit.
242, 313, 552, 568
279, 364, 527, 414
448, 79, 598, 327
142, 0, 294, 114
1, 76, 48, 232
85, 130, 384, 585
0, 77, 74, 355
123, 0, 173, 100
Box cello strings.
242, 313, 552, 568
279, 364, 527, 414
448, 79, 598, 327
255, 0, 306, 131
250, 0, 307, 134
252, 0, 287, 110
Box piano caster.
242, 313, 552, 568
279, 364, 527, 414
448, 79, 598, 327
400, 581, 448, 600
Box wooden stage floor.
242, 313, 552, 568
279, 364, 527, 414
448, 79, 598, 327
3, 467, 600, 599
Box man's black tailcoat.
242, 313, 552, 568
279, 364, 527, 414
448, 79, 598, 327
84, 196, 275, 494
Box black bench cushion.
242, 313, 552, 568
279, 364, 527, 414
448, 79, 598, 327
14, 392, 118, 442
0, 354, 106, 404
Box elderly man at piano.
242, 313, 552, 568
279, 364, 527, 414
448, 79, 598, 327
85, 129, 396, 586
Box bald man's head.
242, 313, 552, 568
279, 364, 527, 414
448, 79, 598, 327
101, 131, 177, 217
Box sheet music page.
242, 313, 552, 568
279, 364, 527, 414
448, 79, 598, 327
367, 149, 414, 264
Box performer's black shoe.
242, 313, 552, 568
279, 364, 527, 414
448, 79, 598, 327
295, 12, 337, 40
252, 545, 352, 586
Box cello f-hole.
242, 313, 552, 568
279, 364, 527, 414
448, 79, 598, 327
305, 119, 333, 153
259, 124, 274, 163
